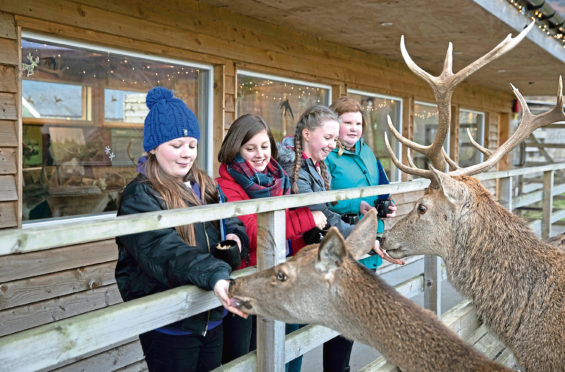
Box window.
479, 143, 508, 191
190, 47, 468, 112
237, 71, 331, 142
21, 33, 212, 221
459, 109, 485, 168
413, 101, 449, 171
347, 90, 402, 182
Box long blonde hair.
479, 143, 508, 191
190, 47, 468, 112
145, 154, 219, 245
291, 105, 338, 194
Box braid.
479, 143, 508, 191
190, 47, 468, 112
318, 160, 337, 206
291, 105, 338, 194
336, 138, 345, 157
292, 128, 303, 194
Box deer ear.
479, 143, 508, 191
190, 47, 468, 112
430, 167, 459, 205
316, 227, 347, 273
345, 209, 377, 260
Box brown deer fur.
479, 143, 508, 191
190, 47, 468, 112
229, 211, 510, 372
384, 171, 565, 371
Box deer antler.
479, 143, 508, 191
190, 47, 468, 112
386, 22, 536, 182
452, 76, 565, 176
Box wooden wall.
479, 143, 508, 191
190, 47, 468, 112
0, 12, 20, 230
0, 1, 514, 370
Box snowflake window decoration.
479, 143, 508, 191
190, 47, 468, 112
105, 146, 115, 161
22, 53, 39, 77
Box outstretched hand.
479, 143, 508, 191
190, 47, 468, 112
214, 279, 248, 318
373, 240, 405, 265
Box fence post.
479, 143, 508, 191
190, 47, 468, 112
256, 210, 287, 372
542, 170, 554, 240
498, 176, 513, 211
424, 255, 441, 316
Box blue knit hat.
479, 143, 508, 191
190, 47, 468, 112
143, 87, 201, 152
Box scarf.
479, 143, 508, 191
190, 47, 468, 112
227, 154, 291, 199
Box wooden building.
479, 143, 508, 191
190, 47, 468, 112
0, 0, 564, 370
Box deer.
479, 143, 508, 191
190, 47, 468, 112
380, 22, 565, 372
229, 210, 511, 372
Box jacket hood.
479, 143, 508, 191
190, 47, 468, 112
277, 136, 296, 166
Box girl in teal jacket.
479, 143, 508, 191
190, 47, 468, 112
326, 96, 405, 267
324, 95, 405, 372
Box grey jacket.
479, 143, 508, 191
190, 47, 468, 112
278, 137, 353, 238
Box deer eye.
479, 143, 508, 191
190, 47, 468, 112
417, 204, 427, 214
276, 271, 287, 282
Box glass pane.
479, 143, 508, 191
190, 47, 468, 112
413, 102, 442, 170
459, 110, 485, 168
104, 89, 148, 123
348, 92, 402, 182
22, 80, 84, 119
21, 36, 209, 221
237, 73, 329, 142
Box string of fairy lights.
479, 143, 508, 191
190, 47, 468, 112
506, 0, 565, 47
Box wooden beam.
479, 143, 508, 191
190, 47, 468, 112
256, 210, 286, 372
542, 170, 554, 239
0, 179, 430, 255
213, 64, 225, 177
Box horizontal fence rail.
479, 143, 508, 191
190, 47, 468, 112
1, 163, 565, 371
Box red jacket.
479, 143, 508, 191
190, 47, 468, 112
216, 163, 315, 268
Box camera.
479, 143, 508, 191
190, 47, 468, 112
302, 226, 328, 245
341, 213, 359, 225
374, 198, 392, 218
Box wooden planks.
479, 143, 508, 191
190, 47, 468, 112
0, 239, 117, 283
0, 175, 17, 201
0, 65, 17, 92
0, 261, 116, 310
0, 201, 17, 227
0, 284, 122, 337
0, 148, 16, 174
0, 121, 17, 147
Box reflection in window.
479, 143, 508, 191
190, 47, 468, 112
237, 71, 330, 142
22, 80, 87, 120
459, 109, 485, 168
347, 90, 402, 182
413, 102, 448, 171
21, 35, 210, 221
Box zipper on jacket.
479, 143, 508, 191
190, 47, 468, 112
203, 310, 210, 336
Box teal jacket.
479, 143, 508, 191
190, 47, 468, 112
325, 139, 391, 268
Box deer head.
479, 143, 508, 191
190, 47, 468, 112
383, 23, 565, 261
229, 209, 377, 326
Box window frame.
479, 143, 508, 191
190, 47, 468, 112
21, 31, 215, 226
347, 88, 403, 182
236, 69, 332, 113
459, 108, 486, 166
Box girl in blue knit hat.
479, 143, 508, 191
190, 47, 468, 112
115, 87, 250, 372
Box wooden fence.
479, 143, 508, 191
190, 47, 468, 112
1, 163, 565, 372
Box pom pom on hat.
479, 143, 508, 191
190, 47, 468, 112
143, 87, 201, 152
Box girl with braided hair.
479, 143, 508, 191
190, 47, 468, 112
278, 105, 354, 239
278, 104, 401, 372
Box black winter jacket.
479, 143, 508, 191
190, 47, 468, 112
115, 174, 249, 336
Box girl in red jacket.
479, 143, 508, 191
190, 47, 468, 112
216, 114, 326, 364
